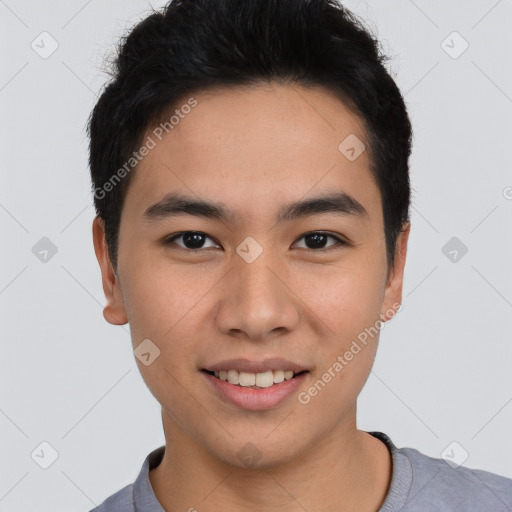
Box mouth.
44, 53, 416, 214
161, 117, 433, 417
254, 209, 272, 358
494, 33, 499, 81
201, 369, 309, 389
201, 358, 310, 410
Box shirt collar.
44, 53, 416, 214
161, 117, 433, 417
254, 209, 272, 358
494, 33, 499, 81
131, 431, 412, 511
133, 445, 166, 512
369, 431, 413, 511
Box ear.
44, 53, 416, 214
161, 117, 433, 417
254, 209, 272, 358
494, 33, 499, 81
380, 222, 411, 322
92, 216, 128, 325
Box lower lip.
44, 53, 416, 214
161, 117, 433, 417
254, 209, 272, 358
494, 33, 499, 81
202, 371, 308, 411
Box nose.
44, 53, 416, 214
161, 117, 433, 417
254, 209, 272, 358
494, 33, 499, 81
214, 250, 301, 342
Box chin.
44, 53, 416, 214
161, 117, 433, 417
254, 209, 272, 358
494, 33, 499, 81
209, 432, 309, 470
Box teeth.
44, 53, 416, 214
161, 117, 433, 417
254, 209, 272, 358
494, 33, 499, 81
238, 371, 256, 386
227, 369, 239, 385
273, 370, 284, 383
255, 371, 274, 388
213, 369, 299, 388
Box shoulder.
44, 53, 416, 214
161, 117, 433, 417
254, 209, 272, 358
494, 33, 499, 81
401, 446, 512, 511
88, 483, 134, 512
87, 444, 165, 512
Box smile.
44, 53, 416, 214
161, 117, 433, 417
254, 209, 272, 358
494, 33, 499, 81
201, 362, 309, 410
203, 369, 307, 389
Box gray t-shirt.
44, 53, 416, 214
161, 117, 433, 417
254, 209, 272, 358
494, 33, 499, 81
89, 431, 512, 511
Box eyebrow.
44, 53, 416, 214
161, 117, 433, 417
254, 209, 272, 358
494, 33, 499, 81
143, 191, 369, 224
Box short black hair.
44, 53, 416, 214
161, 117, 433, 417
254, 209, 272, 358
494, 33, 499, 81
88, 0, 412, 271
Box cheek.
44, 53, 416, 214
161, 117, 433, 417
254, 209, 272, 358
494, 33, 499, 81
121, 258, 210, 343
121, 262, 206, 415
297, 262, 385, 338
294, 260, 385, 400
120, 259, 216, 393
297, 272, 382, 415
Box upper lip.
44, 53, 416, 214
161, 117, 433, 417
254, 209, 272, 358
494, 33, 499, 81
203, 358, 308, 374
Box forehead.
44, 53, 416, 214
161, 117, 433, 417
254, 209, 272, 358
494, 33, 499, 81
122, 82, 381, 226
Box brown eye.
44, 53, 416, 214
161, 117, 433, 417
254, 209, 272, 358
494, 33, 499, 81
164, 231, 219, 250
162, 230, 348, 253
293, 232, 347, 251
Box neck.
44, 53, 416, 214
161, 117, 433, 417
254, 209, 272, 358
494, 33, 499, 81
149, 408, 392, 512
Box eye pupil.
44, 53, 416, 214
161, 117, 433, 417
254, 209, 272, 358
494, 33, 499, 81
183, 232, 205, 249
168, 231, 342, 252
305, 233, 328, 249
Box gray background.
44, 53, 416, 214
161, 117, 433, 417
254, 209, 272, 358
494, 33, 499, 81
1, 0, 511, 510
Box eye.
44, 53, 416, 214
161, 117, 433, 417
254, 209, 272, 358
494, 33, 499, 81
293, 231, 348, 252
164, 231, 219, 251
163, 230, 349, 252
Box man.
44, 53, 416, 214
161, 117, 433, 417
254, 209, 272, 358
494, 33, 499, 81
88, 0, 512, 510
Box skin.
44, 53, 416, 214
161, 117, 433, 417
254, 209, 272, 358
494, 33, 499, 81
93, 81, 410, 512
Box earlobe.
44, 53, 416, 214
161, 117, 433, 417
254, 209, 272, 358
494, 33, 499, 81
380, 222, 411, 323
92, 216, 129, 326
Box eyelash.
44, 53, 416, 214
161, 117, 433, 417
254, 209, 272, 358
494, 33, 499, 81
162, 231, 349, 253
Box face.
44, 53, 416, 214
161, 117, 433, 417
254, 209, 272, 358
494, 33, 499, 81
93, 82, 409, 469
